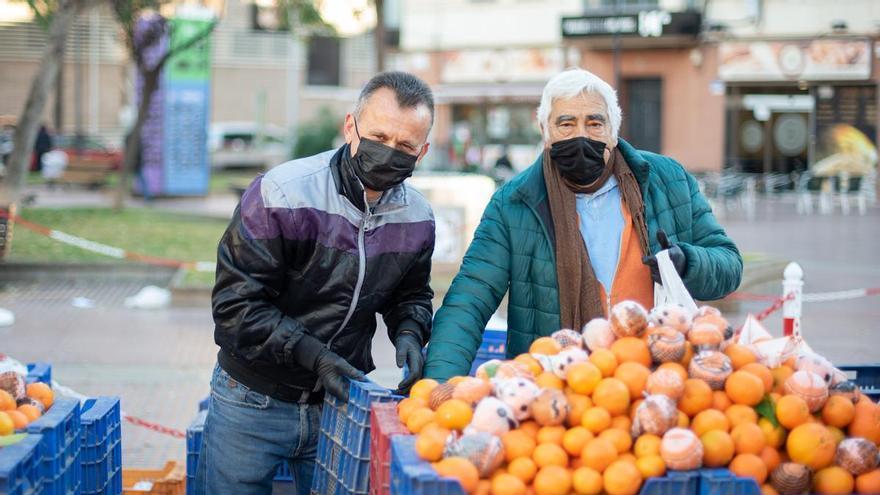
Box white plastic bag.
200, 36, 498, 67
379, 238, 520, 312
652, 250, 698, 313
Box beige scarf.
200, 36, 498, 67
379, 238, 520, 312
543, 147, 650, 330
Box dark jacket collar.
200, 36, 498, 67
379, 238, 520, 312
330, 145, 408, 214
511, 138, 649, 209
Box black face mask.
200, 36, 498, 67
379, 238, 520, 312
549, 136, 607, 186
349, 119, 419, 191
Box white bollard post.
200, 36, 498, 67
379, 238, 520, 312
783, 262, 803, 337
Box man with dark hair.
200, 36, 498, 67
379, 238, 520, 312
196, 71, 436, 495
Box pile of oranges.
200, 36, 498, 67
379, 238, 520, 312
396, 303, 880, 495
0, 382, 54, 436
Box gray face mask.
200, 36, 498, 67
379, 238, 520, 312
349, 119, 418, 191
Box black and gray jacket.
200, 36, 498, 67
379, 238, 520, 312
212, 146, 435, 391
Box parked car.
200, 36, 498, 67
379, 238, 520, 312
53, 135, 123, 170
208, 121, 289, 169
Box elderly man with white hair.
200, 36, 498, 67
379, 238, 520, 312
424, 68, 742, 380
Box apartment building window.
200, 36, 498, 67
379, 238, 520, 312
307, 36, 341, 86
622, 78, 662, 153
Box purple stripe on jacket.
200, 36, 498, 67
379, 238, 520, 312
240, 176, 432, 256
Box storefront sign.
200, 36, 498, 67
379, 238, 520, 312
561, 11, 700, 38
719, 39, 871, 82
813, 85, 877, 177
440, 48, 564, 84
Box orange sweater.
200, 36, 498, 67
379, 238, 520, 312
597, 200, 654, 315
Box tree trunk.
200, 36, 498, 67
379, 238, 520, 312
113, 66, 159, 211
3, 0, 81, 202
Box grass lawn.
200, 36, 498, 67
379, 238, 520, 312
27, 169, 257, 195
8, 207, 228, 265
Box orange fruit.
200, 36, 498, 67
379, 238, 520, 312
680, 341, 695, 367
508, 457, 538, 484
712, 391, 733, 411
680, 379, 713, 417
6, 410, 29, 430
849, 399, 880, 445
474, 479, 491, 495
787, 422, 836, 470
0, 412, 13, 436
519, 420, 540, 439
592, 378, 631, 416
533, 443, 568, 468
568, 362, 603, 395
731, 422, 766, 455
535, 372, 564, 391
406, 408, 436, 434
740, 363, 773, 394
617, 453, 637, 465
590, 348, 618, 378
533, 465, 572, 495
25, 383, 54, 410
614, 362, 651, 399
416, 426, 451, 461
566, 394, 592, 427
536, 426, 566, 445
759, 418, 787, 449
0, 390, 16, 411
530, 337, 563, 356
761, 484, 780, 495
448, 376, 468, 386
603, 459, 643, 495
725, 371, 765, 406
611, 415, 631, 433
770, 366, 795, 395
629, 399, 644, 420
759, 446, 781, 473
701, 430, 735, 467
581, 437, 619, 472
434, 457, 479, 494
813, 466, 855, 495
503, 430, 537, 461
724, 344, 758, 370
827, 425, 845, 445
436, 399, 473, 430
491, 473, 526, 495
514, 354, 545, 376
692, 409, 731, 436
572, 466, 603, 495
398, 397, 429, 423
562, 427, 594, 457
677, 410, 690, 428
726, 404, 758, 428
657, 362, 688, 383
729, 453, 768, 484
410, 379, 439, 400
610, 337, 652, 368
633, 434, 662, 458
635, 455, 666, 479
17, 404, 41, 423
776, 394, 811, 429
599, 428, 632, 454
821, 395, 856, 428
855, 468, 880, 495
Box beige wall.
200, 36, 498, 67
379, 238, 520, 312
578, 46, 725, 172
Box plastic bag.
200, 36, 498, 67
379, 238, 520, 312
652, 250, 698, 313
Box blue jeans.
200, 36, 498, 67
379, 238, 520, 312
194, 364, 322, 495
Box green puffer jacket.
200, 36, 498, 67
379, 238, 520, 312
424, 139, 742, 381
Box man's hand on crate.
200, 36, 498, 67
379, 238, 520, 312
314, 347, 366, 401
394, 331, 424, 395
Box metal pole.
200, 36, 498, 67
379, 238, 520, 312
88, 8, 100, 136
613, 0, 621, 90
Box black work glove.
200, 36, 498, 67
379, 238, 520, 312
292, 334, 365, 401
642, 229, 687, 285
394, 331, 424, 395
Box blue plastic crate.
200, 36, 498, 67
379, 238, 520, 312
468, 329, 507, 376
197, 396, 210, 412
339, 449, 371, 494
698, 468, 761, 495
25, 363, 52, 385
0, 434, 43, 495
79, 397, 122, 495
26, 397, 81, 494
389, 436, 464, 495
839, 364, 880, 400
640, 469, 699, 494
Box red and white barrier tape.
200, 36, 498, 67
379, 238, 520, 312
0, 209, 214, 272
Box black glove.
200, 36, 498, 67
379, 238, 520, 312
292, 334, 365, 401
642, 229, 687, 285
394, 331, 424, 395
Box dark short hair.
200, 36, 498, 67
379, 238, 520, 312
355, 71, 434, 124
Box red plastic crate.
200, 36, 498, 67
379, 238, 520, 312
369, 401, 408, 495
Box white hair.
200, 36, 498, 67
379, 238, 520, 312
536, 68, 622, 144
